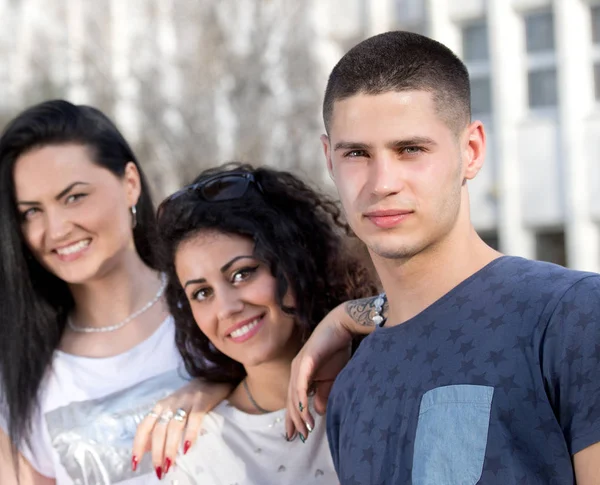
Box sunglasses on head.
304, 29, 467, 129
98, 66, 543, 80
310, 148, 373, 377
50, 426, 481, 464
158, 171, 263, 216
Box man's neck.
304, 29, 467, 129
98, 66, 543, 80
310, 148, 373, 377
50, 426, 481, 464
372, 226, 502, 327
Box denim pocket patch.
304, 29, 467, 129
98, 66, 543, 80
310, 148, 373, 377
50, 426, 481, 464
412, 384, 494, 485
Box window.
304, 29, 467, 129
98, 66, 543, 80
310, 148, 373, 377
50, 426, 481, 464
462, 20, 492, 116
593, 6, 600, 101
471, 77, 493, 114
463, 23, 489, 62
595, 63, 600, 101
395, 0, 427, 34
528, 68, 558, 108
524, 10, 557, 108
592, 5, 600, 45
525, 12, 555, 52
479, 231, 500, 251
535, 229, 566, 267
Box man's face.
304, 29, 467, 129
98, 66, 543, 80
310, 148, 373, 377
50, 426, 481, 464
323, 90, 476, 261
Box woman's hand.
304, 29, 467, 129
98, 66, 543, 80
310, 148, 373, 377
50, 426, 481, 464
285, 296, 383, 442
131, 379, 231, 479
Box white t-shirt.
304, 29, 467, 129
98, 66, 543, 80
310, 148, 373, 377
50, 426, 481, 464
0, 316, 188, 485
167, 400, 337, 485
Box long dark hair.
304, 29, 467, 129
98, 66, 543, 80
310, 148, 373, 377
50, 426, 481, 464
157, 163, 379, 384
0, 100, 159, 455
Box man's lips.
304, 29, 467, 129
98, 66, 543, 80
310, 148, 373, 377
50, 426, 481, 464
364, 210, 413, 229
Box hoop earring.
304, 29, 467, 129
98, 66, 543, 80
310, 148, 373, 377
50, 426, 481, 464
131, 205, 137, 229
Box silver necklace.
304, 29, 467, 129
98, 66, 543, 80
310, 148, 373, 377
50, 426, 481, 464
242, 378, 271, 414
67, 273, 167, 333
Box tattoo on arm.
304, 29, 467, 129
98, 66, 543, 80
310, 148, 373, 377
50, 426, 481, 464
345, 295, 389, 327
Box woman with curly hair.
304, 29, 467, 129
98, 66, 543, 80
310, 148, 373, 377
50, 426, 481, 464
153, 163, 378, 484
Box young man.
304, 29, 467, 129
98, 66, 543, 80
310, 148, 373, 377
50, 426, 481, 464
286, 31, 600, 484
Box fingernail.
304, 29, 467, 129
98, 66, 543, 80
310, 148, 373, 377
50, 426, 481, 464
184, 440, 191, 454
131, 455, 138, 472
299, 401, 304, 412
299, 433, 306, 443
285, 432, 297, 442
306, 422, 313, 433
155, 466, 163, 480
164, 458, 172, 474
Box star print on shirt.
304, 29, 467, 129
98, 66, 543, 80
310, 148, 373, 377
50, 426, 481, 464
326, 258, 600, 485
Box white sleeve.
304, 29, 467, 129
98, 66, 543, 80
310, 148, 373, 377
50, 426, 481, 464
19, 406, 56, 477
0, 399, 56, 478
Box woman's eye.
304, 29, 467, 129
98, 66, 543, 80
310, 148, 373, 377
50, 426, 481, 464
65, 193, 87, 204
21, 207, 40, 222
192, 287, 212, 301
232, 266, 258, 283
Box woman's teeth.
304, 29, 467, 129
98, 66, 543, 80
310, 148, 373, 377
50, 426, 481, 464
56, 239, 90, 256
230, 318, 261, 338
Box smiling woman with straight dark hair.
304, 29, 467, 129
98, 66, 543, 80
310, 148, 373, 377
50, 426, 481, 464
0, 100, 228, 485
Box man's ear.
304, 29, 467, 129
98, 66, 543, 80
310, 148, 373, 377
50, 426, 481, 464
321, 134, 334, 180
462, 120, 486, 181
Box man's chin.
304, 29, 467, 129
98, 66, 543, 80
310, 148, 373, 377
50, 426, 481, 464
367, 244, 418, 261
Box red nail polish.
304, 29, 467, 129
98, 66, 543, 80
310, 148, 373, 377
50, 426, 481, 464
131, 455, 138, 472
155, 466, 163, 480
164, 458, 172, 474
184, 440, 191, 454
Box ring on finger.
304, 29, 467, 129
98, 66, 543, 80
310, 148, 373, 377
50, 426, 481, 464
173, 408, 188, 423
158, 410, 174, 424
146, 408, 160, 419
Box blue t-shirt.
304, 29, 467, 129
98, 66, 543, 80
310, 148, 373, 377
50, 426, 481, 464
326, 256, 600, 484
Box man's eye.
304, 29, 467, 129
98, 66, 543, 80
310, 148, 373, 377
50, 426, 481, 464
345, 150, 367, 158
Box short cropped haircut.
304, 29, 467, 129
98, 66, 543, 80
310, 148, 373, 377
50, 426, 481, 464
323, 31, 471, 134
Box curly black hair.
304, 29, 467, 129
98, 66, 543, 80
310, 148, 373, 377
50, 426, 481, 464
157, 163, 379, 385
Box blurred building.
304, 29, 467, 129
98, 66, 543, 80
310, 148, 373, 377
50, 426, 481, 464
1, 0, 598, 271
0, 0, 325, 196
317, 0, 600, 272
